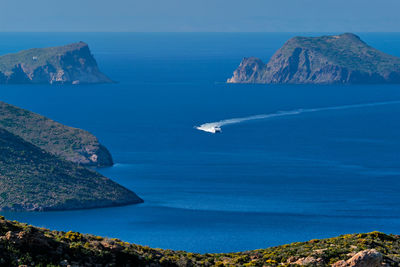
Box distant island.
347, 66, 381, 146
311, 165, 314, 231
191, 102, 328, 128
0, 216, 397, 266
228, 33, 400, 84
0, 101, 113, 167
0, 42, 113, 84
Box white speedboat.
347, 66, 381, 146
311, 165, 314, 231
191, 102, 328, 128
195, 124, 222, 133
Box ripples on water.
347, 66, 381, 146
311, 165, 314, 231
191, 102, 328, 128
1, 33, 400, 252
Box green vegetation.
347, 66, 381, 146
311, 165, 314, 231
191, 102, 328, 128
0, 101, 113, 166
0, 100, 143, 211
0, 128, 142, 211
0, 216, 399, 266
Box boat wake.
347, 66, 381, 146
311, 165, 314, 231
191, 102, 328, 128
195, 101, 400, 133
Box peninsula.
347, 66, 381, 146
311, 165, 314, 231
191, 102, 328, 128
228, 33, 400, 84
0, 42, 113, 84
0, 101, 113, 167
0, 100, 143, 211
0, 128, 143, 211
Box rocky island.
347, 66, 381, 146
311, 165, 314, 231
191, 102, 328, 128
228, 33, 400, 84
0, 101, 113, 167
0, 42, 113, 84
0, 216, 398, 266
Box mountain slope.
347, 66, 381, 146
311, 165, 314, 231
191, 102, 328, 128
0, 42, 113, 84
0, 101, 113, 167
0, 128, 143, 211
228, 33, 400, 84
0, 216, 398, 266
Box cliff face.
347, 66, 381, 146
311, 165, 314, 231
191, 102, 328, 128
0, 128, 143, 212
0, 42, 113, 84
0, 101, 113, 167
228, 33, 400, 84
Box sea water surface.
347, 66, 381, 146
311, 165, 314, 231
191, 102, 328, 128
1, 33, 400, 253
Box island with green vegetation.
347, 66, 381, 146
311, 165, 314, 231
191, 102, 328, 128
0, 42, 113, 84
0, 127, 143, 211
0, 101, 113, 167
0, 215, 398, 266
227, 33, 400, 84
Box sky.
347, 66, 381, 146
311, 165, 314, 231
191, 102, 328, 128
1, 0, 400, 32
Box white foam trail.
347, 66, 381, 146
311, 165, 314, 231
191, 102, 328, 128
195, 101, 400, 133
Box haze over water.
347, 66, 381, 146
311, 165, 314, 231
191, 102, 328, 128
1, 33, 400, 253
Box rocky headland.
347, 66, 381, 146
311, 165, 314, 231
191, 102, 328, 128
0, 127, 142, 212
228, 33, 400, 84
0, 42, 113, 84
0, 101, 113, 167
0, 100, 143, 211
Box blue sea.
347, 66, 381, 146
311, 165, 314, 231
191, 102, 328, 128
1, 33, 400, 253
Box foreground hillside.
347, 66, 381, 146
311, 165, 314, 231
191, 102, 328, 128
0, 42, 112, 84
0, 101, 113, 167
0, 216, 398, 266
228, 33, 400, 84
0, 128, 143, 211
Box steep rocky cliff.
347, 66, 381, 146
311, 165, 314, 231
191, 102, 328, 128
0, 101, 113, 167
0, 128, 143, 211
228, 33, 400, 84
0, 42, 113, 84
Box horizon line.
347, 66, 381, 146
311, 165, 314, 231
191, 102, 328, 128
1, 31, 400, 34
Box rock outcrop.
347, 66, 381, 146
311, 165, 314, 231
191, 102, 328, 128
332, 249, 383, 267
293, 256, 325, 265
0, 101, 113, 167
228, 33, 400, 84
0, 42, 113, 84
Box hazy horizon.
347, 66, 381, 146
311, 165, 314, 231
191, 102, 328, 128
2, 31, 400, 33
2, 0, 400, 32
